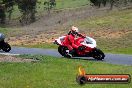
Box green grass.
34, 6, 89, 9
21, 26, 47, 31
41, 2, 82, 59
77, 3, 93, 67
0, 27, 23, 37
96, 30, 132, 54
0, 55, 131, 88
77, 9, 132, 30
55, 0, 89, 9
103, 47, 132, 54
0, 27, 14, 37
22, 43, 58, 49
98, 38, 132, 54
0, 28, 9, 34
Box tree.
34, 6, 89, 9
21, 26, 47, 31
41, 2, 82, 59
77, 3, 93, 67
3, 0, 15, 21
44, 0, 56, 14
17, 0, 37, 25
90, 0, 107, 7
90, 0, 132, 9
0, 1, 6, 24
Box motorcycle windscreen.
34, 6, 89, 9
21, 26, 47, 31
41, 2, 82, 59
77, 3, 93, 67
81, 37, 96, 48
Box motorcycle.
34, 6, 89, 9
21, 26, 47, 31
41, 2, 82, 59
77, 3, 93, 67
54, 35, 105, 60
0, 40, 11, 52
0, 33, 11, 52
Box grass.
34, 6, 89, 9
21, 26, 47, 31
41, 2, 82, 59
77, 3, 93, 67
22, 43, 58, 49
0, 55, 132, 88
77, 9, 132, 30
95, 31, 132, 54
0, 28, 9, 35
103, 47, 132, 54
0, 27, 23, 37
54, 0, 89, 9
0, 27, 14, 37
10, 0, 90, 19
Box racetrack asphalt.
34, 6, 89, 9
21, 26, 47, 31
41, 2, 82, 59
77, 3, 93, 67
0, 47, 132, 65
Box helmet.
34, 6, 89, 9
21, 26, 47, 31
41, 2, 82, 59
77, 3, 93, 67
0, 33, 5, 42
71, 26, 79, 35
71, 26, 79, 32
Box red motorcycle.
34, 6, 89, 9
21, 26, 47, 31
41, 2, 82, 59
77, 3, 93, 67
54, 36, 105, 60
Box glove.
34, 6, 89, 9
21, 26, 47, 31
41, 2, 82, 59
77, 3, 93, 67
77, 33, 86, 38
78, 46, 85, 51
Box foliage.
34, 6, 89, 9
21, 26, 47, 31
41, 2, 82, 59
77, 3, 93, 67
90, 0, 132, 9
0, 0, 38, 25
16, 0, 37, 25
43, 0, 56, 14
3, 0, 15, 20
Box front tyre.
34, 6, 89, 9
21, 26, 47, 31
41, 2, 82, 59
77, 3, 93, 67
58, 46, 71, 58
2, 42, 11, 52
92, 48, 105, 60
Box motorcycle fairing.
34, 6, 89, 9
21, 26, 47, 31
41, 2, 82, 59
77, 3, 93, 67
55, 36, 66, 45
81, 36, 96, 48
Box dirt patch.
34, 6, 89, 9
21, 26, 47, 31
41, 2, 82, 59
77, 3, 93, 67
0, 56, 39, 62
8, 31, 65, 46
8, 28, 132, 46
93, 29, 132, 39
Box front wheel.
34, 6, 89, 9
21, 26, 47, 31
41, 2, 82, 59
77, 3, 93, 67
2, 42, 11, 52
92, 48, 105, 60
58, 46, 71, 58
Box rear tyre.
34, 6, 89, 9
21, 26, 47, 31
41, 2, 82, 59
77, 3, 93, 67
2, 42, 11, 52
58, 46, 71, 58
92, 48, 105, 60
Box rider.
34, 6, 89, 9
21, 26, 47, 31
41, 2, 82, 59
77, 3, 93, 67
63, 26, 85, 57
0, 33, 5, 42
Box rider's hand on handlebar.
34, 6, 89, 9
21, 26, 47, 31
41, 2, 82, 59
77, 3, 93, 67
77, 33, 86, 38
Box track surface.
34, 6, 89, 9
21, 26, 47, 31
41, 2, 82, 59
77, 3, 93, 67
0, 47, 132, 65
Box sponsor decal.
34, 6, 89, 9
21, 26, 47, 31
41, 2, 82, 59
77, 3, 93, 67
76, 66, 131, 85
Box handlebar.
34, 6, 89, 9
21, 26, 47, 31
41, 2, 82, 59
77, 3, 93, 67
77, 33, 86, 38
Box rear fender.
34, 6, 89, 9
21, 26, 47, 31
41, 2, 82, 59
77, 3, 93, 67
54, 36, 66, 45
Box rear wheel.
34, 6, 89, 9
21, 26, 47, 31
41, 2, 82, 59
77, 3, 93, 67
58, 46, 71, 58
92, 48, 105, 60
2, 42, 11, 52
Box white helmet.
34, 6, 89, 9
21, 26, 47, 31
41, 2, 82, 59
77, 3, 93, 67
71, 26, 79, 33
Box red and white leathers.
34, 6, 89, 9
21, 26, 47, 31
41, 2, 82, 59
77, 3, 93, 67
63, 33, 85, 51
63, 33, 78, 51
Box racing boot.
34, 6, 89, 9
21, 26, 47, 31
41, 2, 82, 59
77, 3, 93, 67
67, 49, 75, 58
